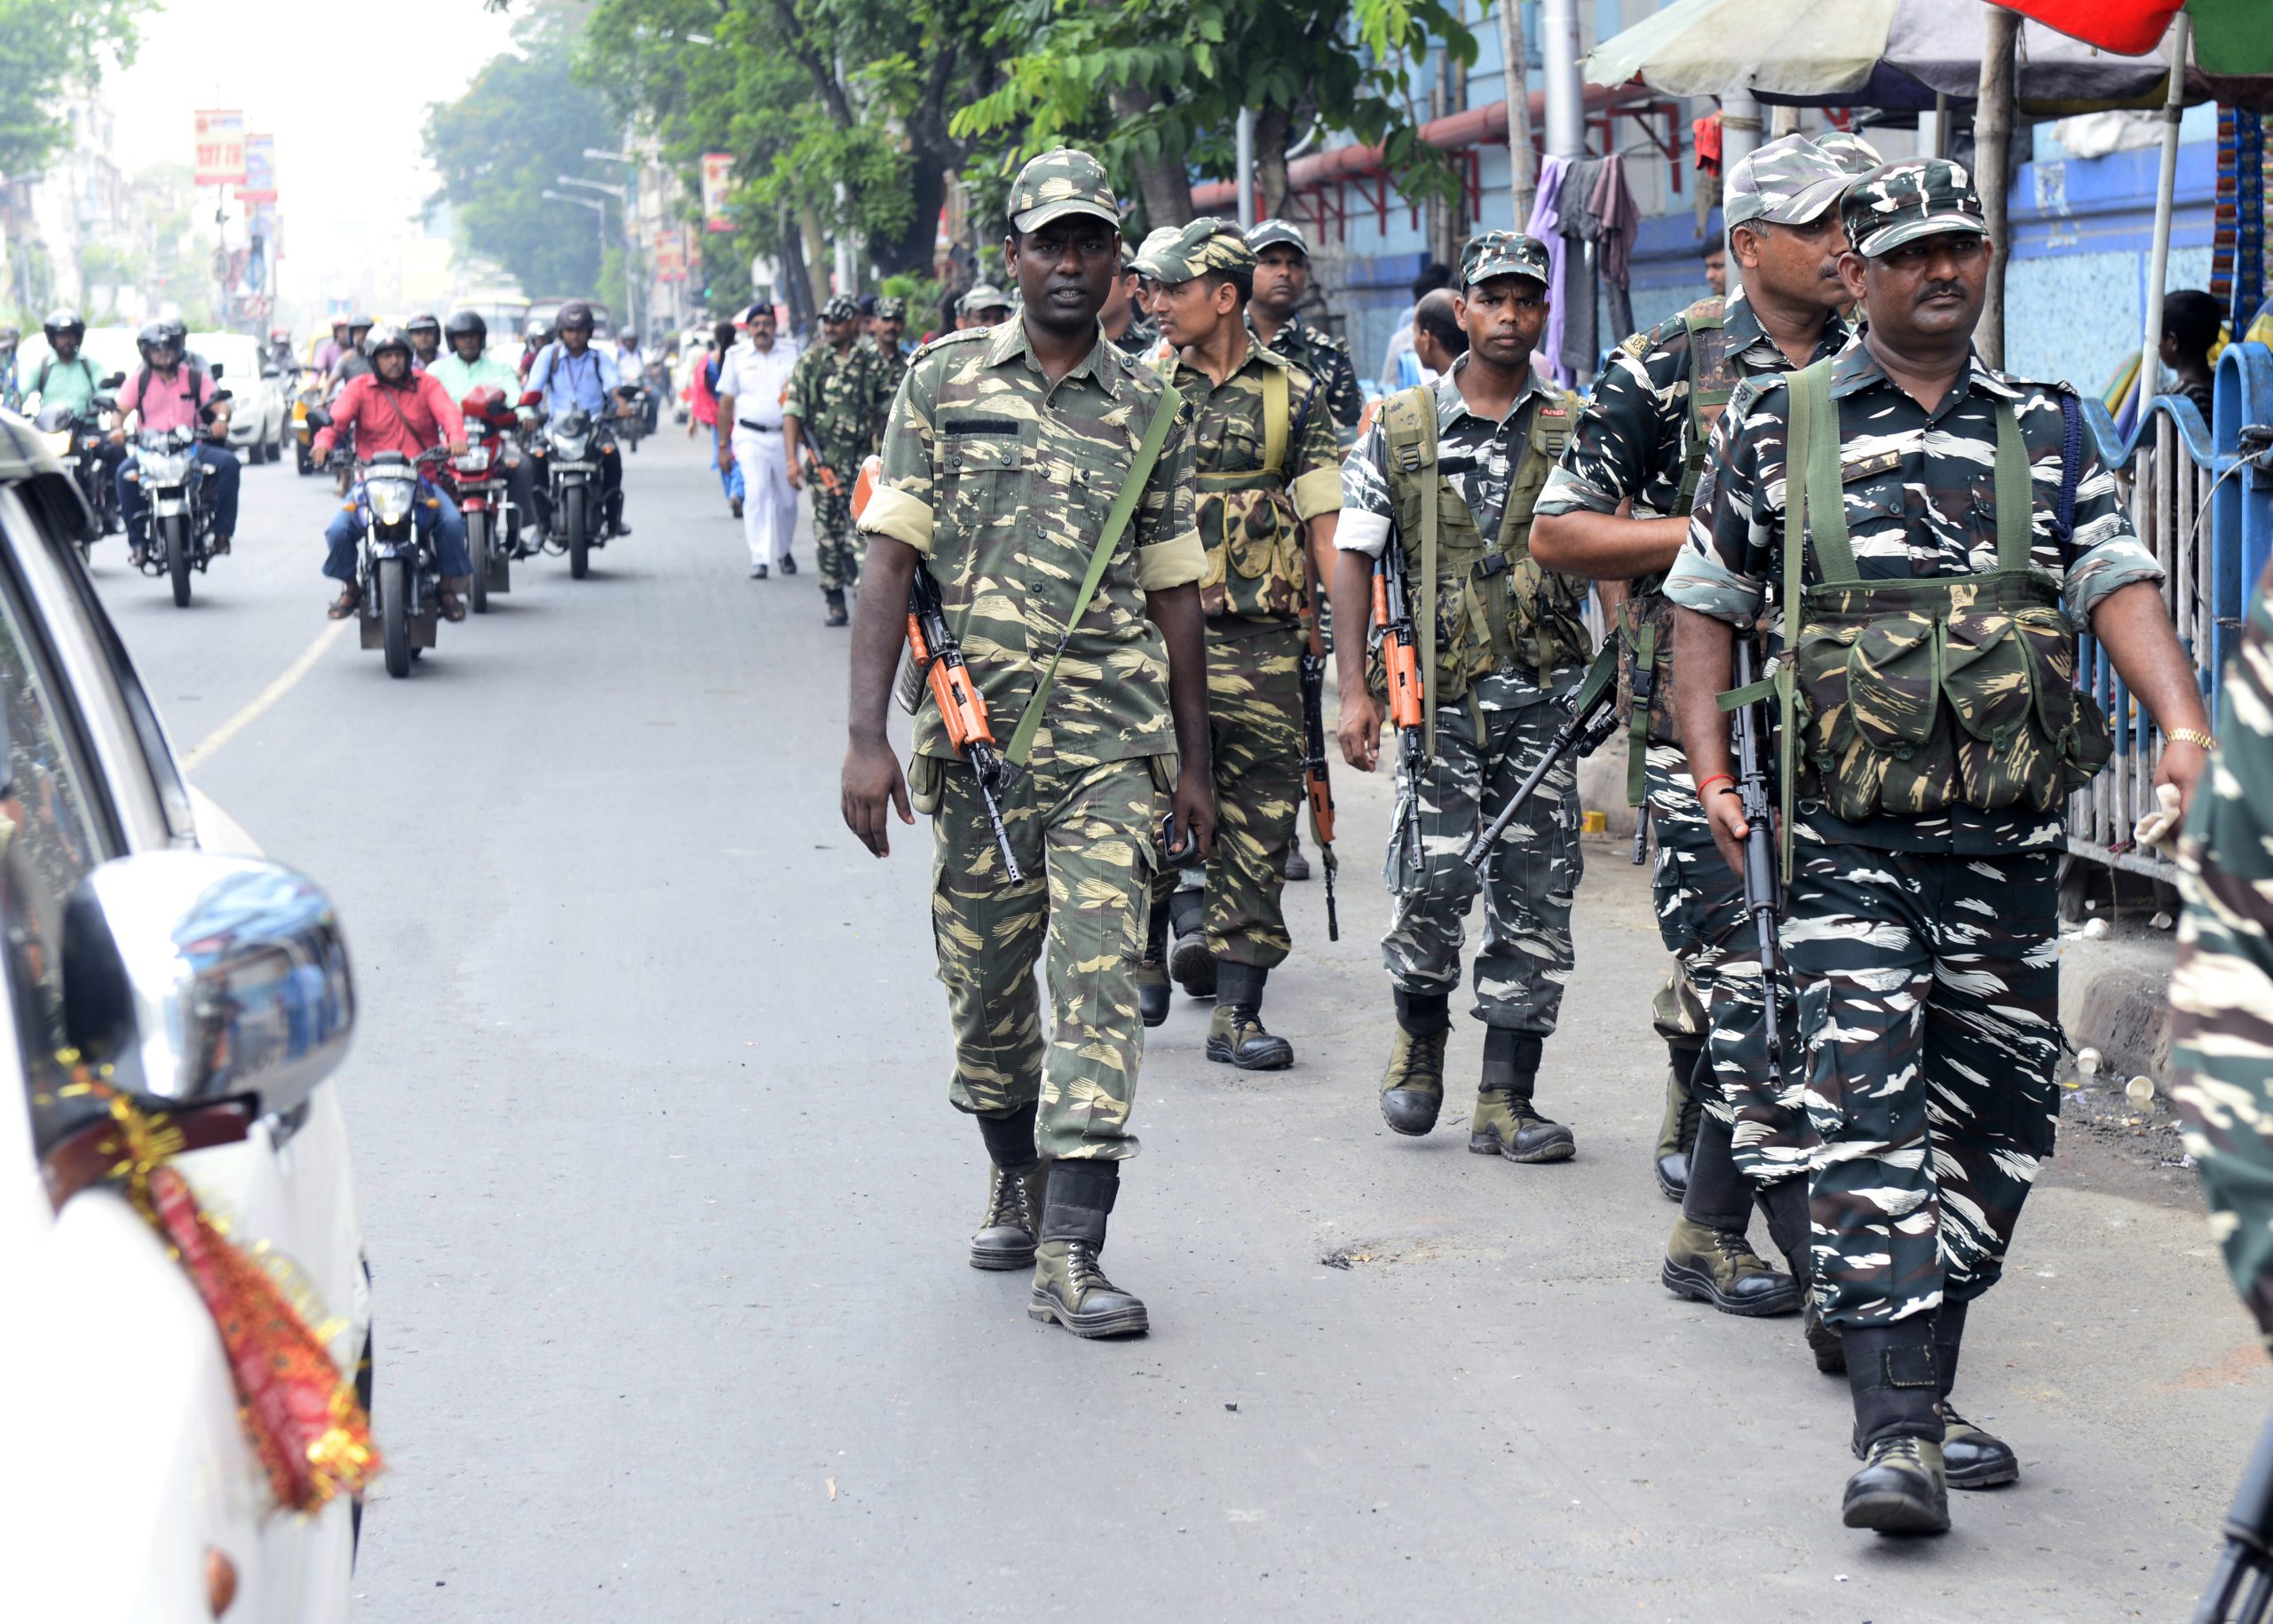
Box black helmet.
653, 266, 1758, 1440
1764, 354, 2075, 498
407, 312, 441, 336
346, 312, 374, 333
444, 310, 487, 349
366, 325, 413, 365
136, 318, 186, 365
43, 308, 83, 343
556, 300, 595, 334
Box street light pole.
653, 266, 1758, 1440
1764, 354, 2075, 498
559, 174, 637, 337
542, 188, 609, 279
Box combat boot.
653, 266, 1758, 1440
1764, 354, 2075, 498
1653, 1043, 1704, 1201
1755, 1176, 1844, 1373
1165, 886, 1215, 998
1028, 1161, 1148, 1338
1659, 1217, 1800, 1315
1135, 901, 1171, 1028
1841, 1321, 1949, 1535
1284, 834, 1311, 883
824, 588, 848, 627
1469, 1029, 1574, 1163
970, 1106, 1045, 1269
1380, 990, 1450, 1136
1207, 963, 1294, 1070
1934, 1300, 2019, 1489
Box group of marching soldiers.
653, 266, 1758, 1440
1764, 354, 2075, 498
839, 138, 2216, 1539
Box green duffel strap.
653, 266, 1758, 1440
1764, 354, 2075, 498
1625, 619, 1655, 806
1004, 382, 1181, 767
1715, 675, 1776, 711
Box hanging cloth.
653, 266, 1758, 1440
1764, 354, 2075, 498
1525, 155, 1572, 387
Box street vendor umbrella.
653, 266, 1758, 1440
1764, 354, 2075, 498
1585, 0, 2183, 111
1997, 1, 2273, 75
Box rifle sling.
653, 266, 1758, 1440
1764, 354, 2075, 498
1003, 383, 1181, 768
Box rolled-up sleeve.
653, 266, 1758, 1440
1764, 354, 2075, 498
1335, 417, 1395, 558
860, 348, 936, 553
1663, 378, 1775, 626
1136, 392, 1205, 591
2063, 449, 2166, 619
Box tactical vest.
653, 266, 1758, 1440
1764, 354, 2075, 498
1166, 353, 1310, 622
1379, 381, 1588, 702
1758, 359, 2111, 862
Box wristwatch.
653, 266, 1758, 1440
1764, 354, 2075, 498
2167, 727, 2219, 753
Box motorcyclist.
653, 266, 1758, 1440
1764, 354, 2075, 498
0, 324, 20, 408
519, 315, 551, 382
311, 325, 474, 623
24, 309, 123, 535
427, 311, 539, 551
524, 299, 632, 537
313, 316, 351, 373
110, 318, 237, 567
267, 326, 296, 371
327, 313, 376, 394
407, 313, 443, 372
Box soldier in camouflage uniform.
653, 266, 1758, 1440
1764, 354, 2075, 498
785, 293, 881, 625
2173, 558, 2273, 1344
842, 148, 1214, 1340
1129, 218, 1343, 1067
1533, 135, 1857, 1336
1329, 231, 1592, 1165
858, 294, 911, 443
1246, 218, 1364, 434
1668, 158, 2209, 1535
956, 283, 1013, 329
1104, 238, 1158, 359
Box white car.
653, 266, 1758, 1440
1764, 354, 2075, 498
0, 427, 369, 1620
188, 332, 291, 465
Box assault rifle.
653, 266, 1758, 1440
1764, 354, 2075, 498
2196, 1406, 2273, 1623
797, 441, 845, 499
1298, 649, 1339, 940
1374, 533, 1429, 875
905, 563, 1023, 883
1727, 633, 1785, 1080
1461, 639, 1620, 868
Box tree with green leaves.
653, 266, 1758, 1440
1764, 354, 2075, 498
0, 0, 152, 181
425, 1, 617, 298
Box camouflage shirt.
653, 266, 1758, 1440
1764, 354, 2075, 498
784, 339, 878, 468
859, 321, 1203, 768
2172, 554, 2273, 1344
1338, 357, 1572, 708
1167, 338, 1344, 623
1108, 316, 1160, 359
1666, 335, 2165, 852
858, 334, 911, 447
1251, 311, 1363, 431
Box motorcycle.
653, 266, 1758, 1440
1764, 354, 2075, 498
617, 384, 652, 455
438, 385, 521, 615
524, 384, 636, 581
124, 398, 230, 608
349, 448, 452, 679
290, 364, 329, 476
31, 378, 124, 558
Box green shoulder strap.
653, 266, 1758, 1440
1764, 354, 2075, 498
1991, 397, 2031, 569
1779, 358, 1844, 878
1413, 387, 1443, 762
1003, 380, 1183, 767
1261, 362, 1288, 477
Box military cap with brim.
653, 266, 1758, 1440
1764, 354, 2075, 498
875, 295, 907, 321
1247, 218, 1310, 255
1133, 217, 1255, 284
1724, 133, 1852, 229
1459, 230, 1550, 289
1008, 147, 1121, 233
957, 282, 1013, 317
821, 294, 860, 323
1841, 157, 1989, 258
1813, 130, 1885, 178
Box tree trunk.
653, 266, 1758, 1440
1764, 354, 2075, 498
1974, 6, 2019, 368
777, 207, 818, 331
1497, 0, 1537, 226
1111, 84, 1194, 228
1254, 104, 1293, 224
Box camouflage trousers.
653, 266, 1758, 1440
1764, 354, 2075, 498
1382, 671, 1583, 1032
1145, 620, 1302, 969
1789, 840, 2062, 1329
1644, 743, 1807, 1180
811, 475, 862, 593
929, 753, 1166, 1161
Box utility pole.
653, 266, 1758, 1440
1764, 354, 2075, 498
1496, 0, 1537, 227
1540, 0, 1585, 159
1974, 6, 2019, 368
542, 188, 609, 282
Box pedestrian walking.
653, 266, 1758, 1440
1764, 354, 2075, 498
841, 147, 1213, 1340
1131, 218, 1343, 1065
717, 306, 801, 580
784, 293, 880, 623
1329, 231, 1592, 1166
857, 295, 911, 446
1532, 135, 1859, 1343
1669, 157, 2211, 1536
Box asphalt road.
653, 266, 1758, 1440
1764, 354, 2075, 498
94, 428, 2273, 1621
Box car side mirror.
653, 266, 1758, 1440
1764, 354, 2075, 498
61, 852, 355, 1123
208, 362, 225, 379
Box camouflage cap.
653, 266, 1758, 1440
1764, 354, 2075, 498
1724, 133, 1851, 229
1007, 147, 1120, 233
1132, 216, 1255, 285
821, 294, 860, 323
1247, 218, 1310, 256
1120, 236, 1137, 269
1813, 130, 1885, 178
875, 294, 907, 321
957, 282, 1013, 318
1841, 157, 1988, 258
1459, 230, 1550, 289
1133, 227, 1181, 277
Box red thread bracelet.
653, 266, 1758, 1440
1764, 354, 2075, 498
1694, 772, 1735, 800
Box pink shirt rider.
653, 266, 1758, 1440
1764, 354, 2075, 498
119, 363, 216, 435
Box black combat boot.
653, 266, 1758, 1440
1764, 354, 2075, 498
1284, 832, 1311, 883
1653, 1042, 1704, 1201
1841, 1320, 1949, 1535
824, 588, 849, 627
1165, 886, 1215, 998
1207, 963, 1294, 1069
1469, 1029, 1576, 1163
969, 1105, 1045, 1271
1755, 1176, 1844, 1372
1934, 1300, 2019, 1489
1380, 990, 1451, 1135
1028, 1161, 1148, 1338
1661, 1113, 1797, 1314
1135, 901, 1171, 1028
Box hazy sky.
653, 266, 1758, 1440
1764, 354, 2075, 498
104, 0, 521, 305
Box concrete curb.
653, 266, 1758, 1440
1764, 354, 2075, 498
2059, 927, 2176, 1089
